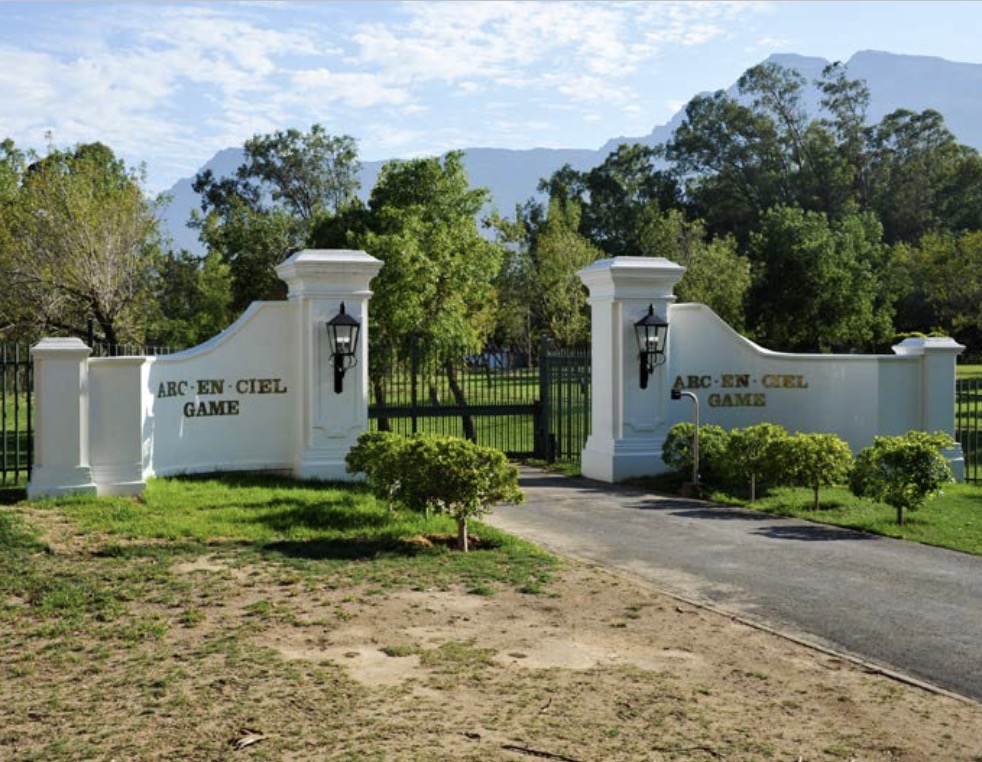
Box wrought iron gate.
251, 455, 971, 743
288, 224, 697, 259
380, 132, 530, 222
956, 378, 982, 482
369, 336, 591, 463
1, 345, 33, 486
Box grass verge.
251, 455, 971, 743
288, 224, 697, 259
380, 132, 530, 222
30, 472, 559, 592
707, 483, 982, 556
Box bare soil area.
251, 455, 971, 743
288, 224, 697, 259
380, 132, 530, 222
3, 518, 981, 762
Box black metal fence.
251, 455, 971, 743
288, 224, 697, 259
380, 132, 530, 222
537, 340, 591, 463
368, 336, 592, 463
89, 342, 182, 357
956, 378, 982, 482
1, 345, 32, 486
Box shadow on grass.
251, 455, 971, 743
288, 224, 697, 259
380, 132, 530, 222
244, 498, 392, 533
261, 536, 417, 562
92, 540, 208, 560
0, 486, 26, 505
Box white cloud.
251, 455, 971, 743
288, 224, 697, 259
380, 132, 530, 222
752, 36, 792, 52
0, 0, 771, 190
351, 1, 765, 99
286, 69, 411, 109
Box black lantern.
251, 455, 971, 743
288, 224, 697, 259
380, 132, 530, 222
326, 302, 361, 394
634, 303, 668, 390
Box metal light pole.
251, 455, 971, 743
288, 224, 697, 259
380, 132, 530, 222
670, 388, 700, 486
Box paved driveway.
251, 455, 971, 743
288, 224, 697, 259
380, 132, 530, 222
487, 469, 982, 702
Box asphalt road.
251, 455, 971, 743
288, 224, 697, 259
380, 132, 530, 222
486, 468, 982, 702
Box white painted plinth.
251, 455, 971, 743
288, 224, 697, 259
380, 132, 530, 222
578, 257, 686, 483
276, 249, 383, 482
27, 338, 97, 498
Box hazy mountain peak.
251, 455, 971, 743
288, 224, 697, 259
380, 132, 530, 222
159, 52, 982, 256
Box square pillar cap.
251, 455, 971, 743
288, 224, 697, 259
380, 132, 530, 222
275, 249, 383, 299
578, 256, 686, 300
31, 337, 92, 359
892, 336, 965, 356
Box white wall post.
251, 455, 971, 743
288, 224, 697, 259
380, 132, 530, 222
578, 257, 686, 482
275, 249, 383, 481
893, 336, 966, 480
26, 338, 97, 498
89, 357, 151, 496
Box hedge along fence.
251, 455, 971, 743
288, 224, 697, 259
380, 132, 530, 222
345, 432, 524, 552
661, 423, 954, 523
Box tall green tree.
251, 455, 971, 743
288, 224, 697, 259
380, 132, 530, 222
897, 230, 982, 347
666, 89, 788, 243
331, 152, 504, 437
642, 210, 750, 330
747, 206, 894, 351
492, 195, 602, 352
193, 125, 361, 312
148, 250, 233, 348
352, 151, 502, 357
0, 140, 161, 344
867, 108, 982, 243
579, 143, 681, 257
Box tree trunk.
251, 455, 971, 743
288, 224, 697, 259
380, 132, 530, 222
445, 360, 476, 441
457, 517, 469, 552
897, 504, 905, 526
373, 379, 390, 432
813, 485, 820, 511
750, 472, 757, 503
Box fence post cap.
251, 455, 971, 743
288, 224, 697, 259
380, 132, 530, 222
892, 336, 965, 356
30, 337, 92, 358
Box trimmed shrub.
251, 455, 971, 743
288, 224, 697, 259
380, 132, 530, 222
398, 436, 524, 551
661, 422, 731, 485
850, 431, 954, 525
345, 431, 407, 510
723, 422, 790, 500
783, 432, 853, 510
346, 432, 524, 551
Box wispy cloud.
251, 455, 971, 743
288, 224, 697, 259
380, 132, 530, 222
0, 1, 769, 191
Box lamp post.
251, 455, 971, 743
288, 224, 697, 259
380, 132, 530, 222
670, 387, 699, 486
634, 304, 668, 389
326, 302, 361, 394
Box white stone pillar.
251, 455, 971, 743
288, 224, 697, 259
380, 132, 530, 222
89, 357, 151, 496
892, 336, 966, 481
275, 249, 383, 481
26, 338, 97, 498
578, 257, 686, 482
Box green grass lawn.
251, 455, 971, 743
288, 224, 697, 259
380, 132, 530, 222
708, 482, 982, 556
32, 472, 558, 593
958, 363, 982, 380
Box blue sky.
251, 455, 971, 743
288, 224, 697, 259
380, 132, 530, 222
2, 1, 980, 193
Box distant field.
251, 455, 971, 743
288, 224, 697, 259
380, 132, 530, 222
958, 364, 982, 380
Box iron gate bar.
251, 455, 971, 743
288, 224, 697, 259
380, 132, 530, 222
369, 403, 539, 419
1, 344, 33, 486
368, 335, 591, 463
956, 377, 981, 483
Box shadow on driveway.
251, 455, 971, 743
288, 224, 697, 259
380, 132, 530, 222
751, 524, 879, 542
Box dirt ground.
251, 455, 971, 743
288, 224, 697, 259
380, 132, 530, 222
3, 517, 981, 761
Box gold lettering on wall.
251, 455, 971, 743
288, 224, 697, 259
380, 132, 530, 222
157, 377, 289, 418
672, 372, 811, 408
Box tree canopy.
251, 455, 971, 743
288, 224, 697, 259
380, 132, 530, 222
5, 60, 982, 359
0, 139, 161, 345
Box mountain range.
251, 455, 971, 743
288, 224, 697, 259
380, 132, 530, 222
159, 51, 982, 256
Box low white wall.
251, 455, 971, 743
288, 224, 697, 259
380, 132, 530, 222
30, 249, 382, 498
666, 304, 922, 449
145, 301, 298, 477
578, 255, 964, 483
